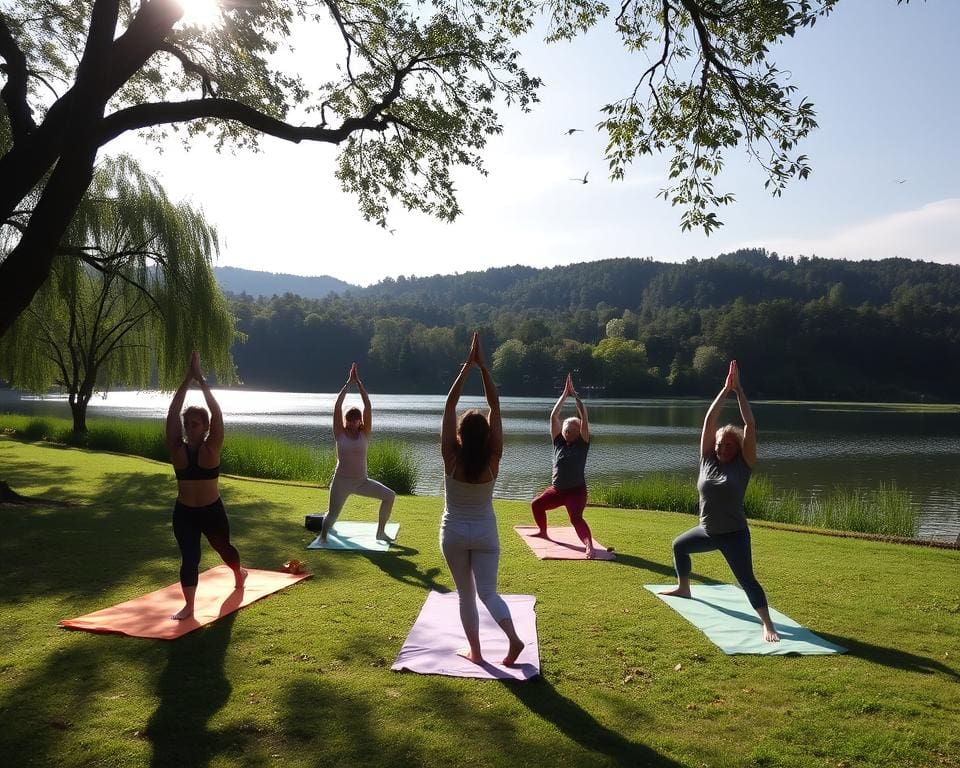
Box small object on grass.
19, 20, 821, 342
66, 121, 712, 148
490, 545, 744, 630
282, 559, 308, 575
304, 513, 325, 532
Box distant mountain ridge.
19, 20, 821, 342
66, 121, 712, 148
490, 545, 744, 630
214, 266, 357, 299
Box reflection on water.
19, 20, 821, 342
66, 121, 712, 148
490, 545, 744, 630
4, 389, 959, 542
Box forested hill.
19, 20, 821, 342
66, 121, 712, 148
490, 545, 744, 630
214, 266, 355, 299
225, 250, 960, 402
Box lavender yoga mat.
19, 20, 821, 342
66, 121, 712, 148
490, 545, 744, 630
514, 525, 616, 560
391, 591, 540, 680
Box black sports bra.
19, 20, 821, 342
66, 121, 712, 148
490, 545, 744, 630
174, 444, 220, 481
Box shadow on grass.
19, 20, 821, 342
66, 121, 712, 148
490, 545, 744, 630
0, 638, 164, 767
279, 678, 427, 764
505, 677, 683, 767
816, 632, 960, 681
1, 469, 325, 604
146, 614, 241, 768
0, 454, 83, 503
355, 544, 450, 593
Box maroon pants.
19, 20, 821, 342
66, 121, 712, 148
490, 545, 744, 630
531, 485, 592, 544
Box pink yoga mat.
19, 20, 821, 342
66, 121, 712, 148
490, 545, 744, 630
513, 525, 616, 560
59, 565, 311, 639
391, 591, 540, 680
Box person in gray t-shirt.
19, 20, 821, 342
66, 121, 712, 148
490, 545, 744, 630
530, 373, 597, 557
659, 361, 780, 643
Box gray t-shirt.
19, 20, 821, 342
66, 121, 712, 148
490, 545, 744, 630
552, 435, 589, 490
697, 453, 751, 534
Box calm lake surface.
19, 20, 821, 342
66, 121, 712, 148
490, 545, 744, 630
4, 390, 959, 542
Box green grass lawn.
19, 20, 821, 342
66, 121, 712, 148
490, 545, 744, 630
1, 436, 958, 768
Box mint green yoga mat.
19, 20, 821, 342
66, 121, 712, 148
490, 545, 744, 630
307, 522, 400, 551
645, 584, 846, 656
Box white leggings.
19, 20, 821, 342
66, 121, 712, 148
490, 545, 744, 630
440, 516, 511, 635
326, 474, 396, 529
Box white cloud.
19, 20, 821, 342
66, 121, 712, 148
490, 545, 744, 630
733, 199, 960, 263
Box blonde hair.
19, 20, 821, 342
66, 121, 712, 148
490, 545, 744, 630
715, 424, 744, 447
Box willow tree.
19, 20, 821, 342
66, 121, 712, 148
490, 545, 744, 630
0, 153, 236, 432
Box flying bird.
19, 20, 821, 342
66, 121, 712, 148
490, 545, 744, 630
895, 179, 907, 184
569, 171, 589, 184
564, 128, 583, 136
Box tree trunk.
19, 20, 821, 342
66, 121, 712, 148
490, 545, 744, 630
69, 388, 92, 434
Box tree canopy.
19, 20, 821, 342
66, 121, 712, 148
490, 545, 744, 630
2, 1, 923, 339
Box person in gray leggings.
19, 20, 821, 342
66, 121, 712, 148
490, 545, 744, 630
319, 363, 396, 543
660, 361, 780, 643
440, 332, 524, 665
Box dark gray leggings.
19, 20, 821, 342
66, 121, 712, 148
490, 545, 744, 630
671, 525, 768, 609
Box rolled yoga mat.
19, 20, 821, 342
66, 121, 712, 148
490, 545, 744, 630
645, 584, 847, 655
514, 525, 616, 560
60, 565, 311, 640
392, 591, 541, 680
306, 521, 400, 551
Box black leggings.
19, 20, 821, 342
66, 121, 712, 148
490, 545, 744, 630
172, 498, 240, 588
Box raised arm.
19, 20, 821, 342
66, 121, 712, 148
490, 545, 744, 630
355, 366, 372, 436
700, 381, 731, 460
193, 355, 224, 453
475, 336, 502, 462
550, 374, 574, 440
574, 389, 590, 443
332, 382, 348, 439
165, 363, 193, 454
442, 336, 476, 470
729, 361, 757, 467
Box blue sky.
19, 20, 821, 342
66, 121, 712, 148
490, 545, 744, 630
117, 0, 960, 286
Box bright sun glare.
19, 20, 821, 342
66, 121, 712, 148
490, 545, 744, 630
175, 0, 222, 29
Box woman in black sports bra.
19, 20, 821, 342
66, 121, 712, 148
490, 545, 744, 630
166, 352, 246, 620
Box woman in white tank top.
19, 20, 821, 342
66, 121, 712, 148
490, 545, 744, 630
440, 333, 524, 665
318, 363, 396, 543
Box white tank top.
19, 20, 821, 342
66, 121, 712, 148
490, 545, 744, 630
335, 431, 368, 479
442, 474, 496, 522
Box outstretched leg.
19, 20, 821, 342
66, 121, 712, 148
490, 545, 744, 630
717, 528, 779, 643
563, 486, 594, 558
659, 524, 717, 598
472, 522, 523, 665
531, 486, 564, 536
353, 478, 397, 541
201, 498, 245, 588
320, 474, 355, 543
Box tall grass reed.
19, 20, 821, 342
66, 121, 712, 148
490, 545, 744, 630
0, 414, 418, 493
591, 473, 916, 538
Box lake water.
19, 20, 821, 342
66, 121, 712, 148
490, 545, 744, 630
3, 390, 959, 543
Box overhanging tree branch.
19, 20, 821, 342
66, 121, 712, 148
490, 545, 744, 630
0, 13, 36, 141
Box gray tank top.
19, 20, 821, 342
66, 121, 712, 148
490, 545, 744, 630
443, 474, 496, 522
552, 435, 589, 490
697, 453, 751, 534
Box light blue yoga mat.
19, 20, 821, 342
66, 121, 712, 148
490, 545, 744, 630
307, 522, 400, 551
645, 584, 846, 656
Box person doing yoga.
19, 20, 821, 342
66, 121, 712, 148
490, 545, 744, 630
660, 361, 780, 642
318, 363, 396, 543
166, 351, 246, 620
530, 373, 596, 558
440, 332, 524, 665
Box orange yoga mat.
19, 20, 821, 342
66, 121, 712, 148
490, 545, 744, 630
59, 565, 311, 640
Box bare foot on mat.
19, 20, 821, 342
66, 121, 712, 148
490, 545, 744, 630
503, 637, 525, 666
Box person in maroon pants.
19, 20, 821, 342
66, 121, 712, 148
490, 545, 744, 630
530, 373, 596, 558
